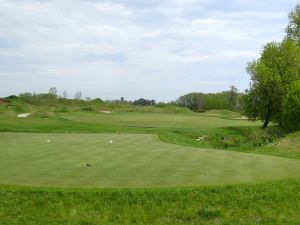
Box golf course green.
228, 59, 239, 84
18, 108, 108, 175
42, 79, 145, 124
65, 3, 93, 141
1, 132, 300, 188
1, 108, 300, 224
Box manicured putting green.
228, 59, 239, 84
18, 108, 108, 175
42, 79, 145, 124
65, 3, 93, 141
1, 133, 300, 188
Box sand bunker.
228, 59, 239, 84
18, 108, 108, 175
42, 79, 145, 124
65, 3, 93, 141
99, 110, 111, 113
17, 113, 30, 118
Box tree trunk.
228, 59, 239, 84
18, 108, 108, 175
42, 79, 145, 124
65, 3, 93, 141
262, 109, 271, 129
262, 119, 270, 129
262, 100, 272, 129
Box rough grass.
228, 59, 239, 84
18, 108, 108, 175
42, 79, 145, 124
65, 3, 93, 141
247, 131, 300, 159
1, 178, 300, 225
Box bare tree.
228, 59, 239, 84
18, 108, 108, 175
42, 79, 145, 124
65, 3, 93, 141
74, 91, 82, 100
49, 87, 57, 96
62, 90, 68, 99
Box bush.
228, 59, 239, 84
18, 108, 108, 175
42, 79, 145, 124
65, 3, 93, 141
282, 81, 300, 131
54, 107, 69, 113
246, 129, 275, 147
133, 98, 155, 106
4, 95, 17, 103
209, 127, 282, 149
13, 106, 26, 113
91, 98, 104, 104
81, 106, 95, 111
19, 93, 57, 106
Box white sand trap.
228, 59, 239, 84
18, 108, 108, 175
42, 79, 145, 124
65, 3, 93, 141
99, 110, 111, 113
17, 113, 30, 118
232, 116, 248, 120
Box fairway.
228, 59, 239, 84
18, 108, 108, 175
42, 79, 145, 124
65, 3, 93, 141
1, 132, 300, 188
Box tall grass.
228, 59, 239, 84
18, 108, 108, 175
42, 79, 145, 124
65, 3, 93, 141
1, 178, 300, 224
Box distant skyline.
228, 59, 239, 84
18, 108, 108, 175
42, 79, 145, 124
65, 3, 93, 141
0, 0, 298, 101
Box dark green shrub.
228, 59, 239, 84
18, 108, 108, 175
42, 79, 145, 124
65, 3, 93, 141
81, 106, 95, 111
282, 81, 300, 131
54, 107, 69, 113
13, 106, 25, 113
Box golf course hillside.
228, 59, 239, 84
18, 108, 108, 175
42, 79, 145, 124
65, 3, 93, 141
2, 103, 300, 224
1, 106, 300, 225
1, 107, 300, 225
1, 133, 300, 188
2, 1, 300, 223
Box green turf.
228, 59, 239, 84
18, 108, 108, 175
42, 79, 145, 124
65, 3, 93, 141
1, 179, 300, 225
1, 132, 300, 188
0, 111, 259, 133
1, 108, 300, 224
0, 111, 265, 154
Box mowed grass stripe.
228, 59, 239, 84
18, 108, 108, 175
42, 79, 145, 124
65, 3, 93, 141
1, 132, 300, 188
62, 112, 258, 129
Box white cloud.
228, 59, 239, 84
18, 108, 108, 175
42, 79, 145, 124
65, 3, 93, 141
0, 0, 296, 100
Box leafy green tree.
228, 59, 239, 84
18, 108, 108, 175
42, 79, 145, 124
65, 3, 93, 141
244, 39, 300, 128
133, 98, 155, 106
282, 81, 300, 131
176, 93, 205, 111
286, 4, 300, 44
176, 91, 244, 112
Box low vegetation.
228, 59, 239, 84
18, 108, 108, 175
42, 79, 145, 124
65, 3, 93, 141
1, 178, 300, 225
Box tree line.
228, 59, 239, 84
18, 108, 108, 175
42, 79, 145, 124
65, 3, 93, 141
176, 86, 242, 112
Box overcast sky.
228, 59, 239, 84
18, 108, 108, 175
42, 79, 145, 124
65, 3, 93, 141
0, 0, 298, 101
